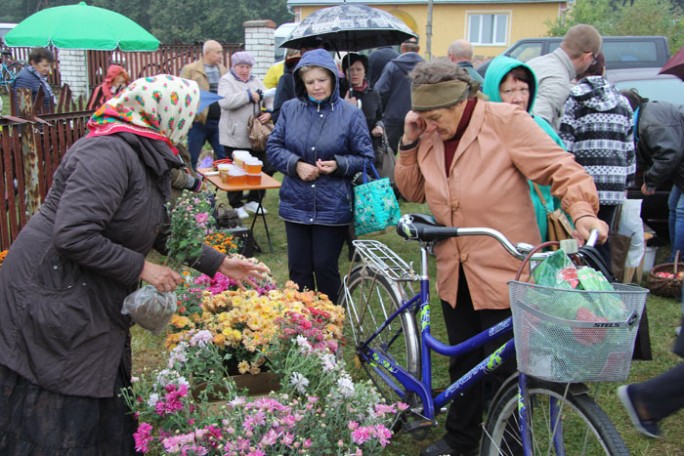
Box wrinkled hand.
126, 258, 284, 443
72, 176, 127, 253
574, 216, 609, 245
257, 112, 271, 123
371, 126, 383, 137
316, 158, 338, 175
140, 261, 183, 293
402, 110, 426, 144
641, 183, 656, 196
217, 256, 270, 289
296, 161, 320, 181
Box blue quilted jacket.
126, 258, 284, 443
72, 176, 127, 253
267, 49, 374, 226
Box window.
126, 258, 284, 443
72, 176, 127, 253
468, 13, 508, 46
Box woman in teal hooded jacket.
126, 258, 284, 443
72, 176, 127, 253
483, 56, 568, 241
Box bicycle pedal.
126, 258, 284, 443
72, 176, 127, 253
403, 418, 435, 433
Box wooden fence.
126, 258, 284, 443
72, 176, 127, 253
0, 107, 92, 251
5, 43, 242, 91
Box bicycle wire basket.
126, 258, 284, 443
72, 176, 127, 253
508, 281, 648, 383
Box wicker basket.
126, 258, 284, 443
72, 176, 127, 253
647, 251, 684, 298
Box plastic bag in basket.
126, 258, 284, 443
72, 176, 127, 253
122, 284, 177, 335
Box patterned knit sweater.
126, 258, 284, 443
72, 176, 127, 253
559, 76, 635, 205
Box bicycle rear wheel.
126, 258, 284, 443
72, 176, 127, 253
481, 378, 629, 455
340, 266, 420, 405
0, 62, 22, 94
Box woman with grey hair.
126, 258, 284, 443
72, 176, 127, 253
395, 57, 608, 456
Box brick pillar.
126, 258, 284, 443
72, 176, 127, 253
58, 49, 89, 100
243, 19, 276, 80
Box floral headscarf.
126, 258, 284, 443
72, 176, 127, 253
87, 75, 199, 153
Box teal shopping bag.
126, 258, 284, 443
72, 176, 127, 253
353, 163, 401, 236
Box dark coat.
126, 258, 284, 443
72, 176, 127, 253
0, 133, 224, 398
636, 100, 684, 191
368, 47, 399, 88
12, 67, 53, 112
345, 85, 384, 135
266, 49, 374, 226
374, 52, 424, 126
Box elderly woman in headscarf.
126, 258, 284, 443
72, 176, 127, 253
87, 64, 131, 110
218, 51, 274, 219
0, 75, 268, 455
395, 58, 608, 456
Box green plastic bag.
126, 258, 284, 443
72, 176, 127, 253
354, 163, 401, 236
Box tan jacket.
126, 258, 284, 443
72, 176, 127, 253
218, 71, 272, 149
180, 59, 227, 124
395, 101, 599, 309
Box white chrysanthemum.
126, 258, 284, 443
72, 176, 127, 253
320, 353, 337, 372
295, 335, 312, 352
337, 374, 355, 398
147, 393, 160, 408
290, 372, 310, 394
190, 329, 214, 347
167, 343, 189, 368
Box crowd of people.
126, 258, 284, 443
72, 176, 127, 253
1, 21, 683, 456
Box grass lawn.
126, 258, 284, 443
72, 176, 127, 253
133, 173, 684, 455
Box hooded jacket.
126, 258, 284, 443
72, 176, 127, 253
559, 75, 635, 205
266, 49, 375, 226
374, 52, 425, 126
483, 56, 567, 240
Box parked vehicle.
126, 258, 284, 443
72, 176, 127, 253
477, 36, 670, 77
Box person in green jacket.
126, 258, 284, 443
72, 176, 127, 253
483, 55, 569, 241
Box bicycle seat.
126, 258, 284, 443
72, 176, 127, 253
396, 213, 459, 242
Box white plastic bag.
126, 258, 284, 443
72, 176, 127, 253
121, 284, 177, 335
617, 199, 645, 268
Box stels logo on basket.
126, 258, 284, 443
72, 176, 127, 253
593, 322, 621, 328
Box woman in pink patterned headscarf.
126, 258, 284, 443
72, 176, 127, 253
0, 75, 267, 455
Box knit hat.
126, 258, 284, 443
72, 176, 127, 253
231, 51, 255, 68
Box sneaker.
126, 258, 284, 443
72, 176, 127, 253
235, 206, 249, 219
243, 201, 267, 214
617, 385, 661, 438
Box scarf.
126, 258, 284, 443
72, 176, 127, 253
27, 65, 55, 103
87, 75, 199, 154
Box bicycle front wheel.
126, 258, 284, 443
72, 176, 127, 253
340, 266, 420, 405
1, 62, 22, 94
482, 378, 629, 456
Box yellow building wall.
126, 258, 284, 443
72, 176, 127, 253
296, 2, 563, 60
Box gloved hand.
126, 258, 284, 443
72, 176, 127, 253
185, 174, 203, 192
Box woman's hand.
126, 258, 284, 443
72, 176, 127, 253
296, 161, 320, 181
641, 183, 656, 196
371, 126, 383, 137
251, 91, 261, 103
574, 216, 610, 245
217, 256, 270, 289
402, 110, 426, 144
316, 159, 338, 175
257, 112, 271, 123
140, 260, 183, 293
344, 91, 359, 108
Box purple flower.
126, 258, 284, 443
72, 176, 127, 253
195, 212, 209, 225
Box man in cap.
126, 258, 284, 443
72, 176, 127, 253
180, 39, 227, 169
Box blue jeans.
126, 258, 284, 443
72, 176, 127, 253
187, 119, 224, 169
668, 186, 684, 261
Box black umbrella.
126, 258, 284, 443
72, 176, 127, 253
280, 4, 417, 52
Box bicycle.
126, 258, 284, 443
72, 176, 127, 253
340, 213, 648, 455
0, 49, 23, 95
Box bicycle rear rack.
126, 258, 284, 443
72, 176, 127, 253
351, 240, 420, 282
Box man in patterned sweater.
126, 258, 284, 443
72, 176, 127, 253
559, 52, 635, 268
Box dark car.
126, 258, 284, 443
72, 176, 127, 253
608, 68, 684, 238
477, 36, 670, 77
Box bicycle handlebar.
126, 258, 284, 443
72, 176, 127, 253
396, 213, 599, 262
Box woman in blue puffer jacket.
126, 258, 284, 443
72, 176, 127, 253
267, 49, 374, 303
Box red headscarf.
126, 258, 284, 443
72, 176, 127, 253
102, 65, 130, 99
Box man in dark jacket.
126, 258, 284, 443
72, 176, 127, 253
368, 46, 399, 88
12, 47, 55, 114
374, 37, 424, 153
621, 89, 684, 260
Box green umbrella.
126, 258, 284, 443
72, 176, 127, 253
4, 1, 159, 51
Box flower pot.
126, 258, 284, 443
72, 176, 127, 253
192, 371, 280, 401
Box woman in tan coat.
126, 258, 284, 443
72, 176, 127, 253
395, 58, 608, 456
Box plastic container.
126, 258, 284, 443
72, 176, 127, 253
217, 163, 233, 183
642, 246, 658, 273
244, 157, 263, 174
232, 150, 251, 168
226, 167, 246, 185
246, 173, 261, 185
